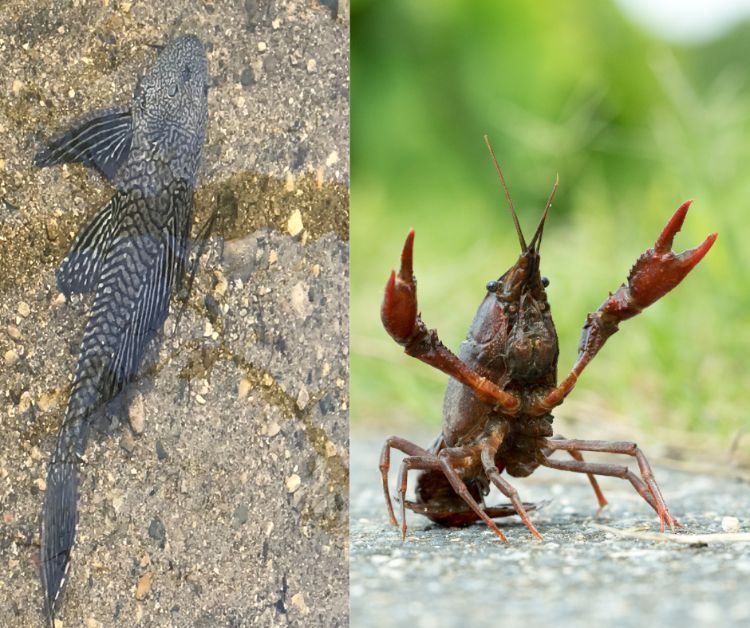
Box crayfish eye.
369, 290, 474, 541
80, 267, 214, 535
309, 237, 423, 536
486, 280, 498, 293
508, 303, 518, 314
541, 276, 550, 287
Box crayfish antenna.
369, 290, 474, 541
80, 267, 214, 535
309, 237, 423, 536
528, 173, 559, 254
484, 135, 527, 251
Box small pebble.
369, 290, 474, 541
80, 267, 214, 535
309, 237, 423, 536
12, 79, 23, 95
296, 386, 310, 410
291, 592, 308, 614
135, 571, 153, 600
148, 516, 166, 548
4, 349, 19, 366
128, 394, 145, 434
287, 209, 304, 237
267, 421, 281, 437
155, 440, 168, 461
286, 474, 301, 493
18, 392, 33, 413
239, 67, 255, 87
722, 516, 740, 533
37, 391, 57, 412
257, 41, 267, 52
7, 324, 21, 340
306, 58, 317, 73
46, 218, 60, 241
17, 301, 30, 317
238, 378, 252, 399
291, 282, 311, 318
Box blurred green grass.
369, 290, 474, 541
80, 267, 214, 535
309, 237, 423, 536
351, 0, 750, 443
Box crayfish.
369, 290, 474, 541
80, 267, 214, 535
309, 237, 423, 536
379, 137, 717, 541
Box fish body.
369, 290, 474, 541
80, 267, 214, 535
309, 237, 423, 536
36, 35, 209, 623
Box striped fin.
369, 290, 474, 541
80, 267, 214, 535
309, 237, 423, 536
34, 107, 132, 181
57, 197, 118, 295
108, 187, 192, 381
41, 457, 79, 625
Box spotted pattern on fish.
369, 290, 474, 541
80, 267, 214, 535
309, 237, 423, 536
36, 35, 208, 624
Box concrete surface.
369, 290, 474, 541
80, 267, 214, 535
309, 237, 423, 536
0, 1, 348, 626
351, 430, 750, 628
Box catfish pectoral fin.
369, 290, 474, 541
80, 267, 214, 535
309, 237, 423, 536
34, 106, 132, 181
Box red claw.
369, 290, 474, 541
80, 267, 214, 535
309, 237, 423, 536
382, 230, 419, 344
627, 201, 717, 311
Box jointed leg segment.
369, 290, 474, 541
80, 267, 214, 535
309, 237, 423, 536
437, 449, 508, 542
480, 446, 542, 540
379, 436, 429, 527
542, 437, 679, 530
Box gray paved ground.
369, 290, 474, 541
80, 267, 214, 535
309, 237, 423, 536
0, 1, 348, 626
351, 430, 750, 628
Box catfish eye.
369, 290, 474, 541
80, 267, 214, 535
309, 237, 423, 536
541, 276, 550, 287
183, 64, 192, 81
168, 83, 178, 98
486, 280, 498, 293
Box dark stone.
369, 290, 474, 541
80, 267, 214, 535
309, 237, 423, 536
155, 439, 168, 461
273, 335, 286, 354
232, 503, 249, 527
318, 394, 334, 416
204, 294, 221, 323
239, 67, 255, 88
148, 515, 166, 549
